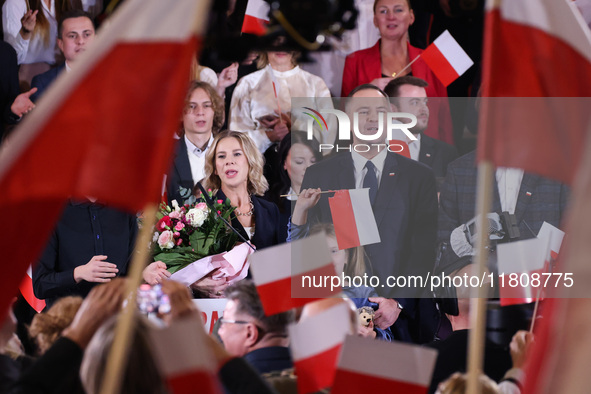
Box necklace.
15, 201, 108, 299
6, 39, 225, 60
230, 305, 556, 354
235, 196, 254, 216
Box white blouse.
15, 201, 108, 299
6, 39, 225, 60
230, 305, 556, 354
2, 0, 58, 65
229, 65, 337, 153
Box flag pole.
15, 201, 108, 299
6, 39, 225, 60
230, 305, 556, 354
99, 204, 158, 394
466, 160, 494, 394
391, 54, 421, 78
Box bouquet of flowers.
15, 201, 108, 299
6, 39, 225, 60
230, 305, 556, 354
152, 193, 239, 274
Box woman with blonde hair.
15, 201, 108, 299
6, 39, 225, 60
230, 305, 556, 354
191, 130, 282, 298
2, 0, 85, 87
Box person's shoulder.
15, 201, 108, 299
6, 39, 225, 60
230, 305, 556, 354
423, 135, 458, 154
253, 195, 279, 213
347, 41, 380, 60
392, 151, 434, 178
449, 150, 476, 167
32, 65, 63, 85
306, 152, 350, 174
238, 68, 265, 85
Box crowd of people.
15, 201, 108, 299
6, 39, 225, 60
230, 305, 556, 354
0, 0, 573, 393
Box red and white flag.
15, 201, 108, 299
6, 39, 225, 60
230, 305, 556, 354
19, 265, 45, 313
242, 0, 270, 36
497, 238, 546, 306
149, 314, 222, 394
328, 189, 381, 250
289, 302, 352, 393
523, 113, 591, 394
478, 0, 591, 185
249, 233, 339, 316
421, 30, 474, 87
332, 335, 438, 393
0, 0, 209, 317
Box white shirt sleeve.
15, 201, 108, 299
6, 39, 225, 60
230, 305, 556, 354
229, 71, 273, 153
2, 0, 29, 64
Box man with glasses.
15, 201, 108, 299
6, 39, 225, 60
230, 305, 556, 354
218, 280, 294, 374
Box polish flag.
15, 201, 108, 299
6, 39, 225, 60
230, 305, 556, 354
328, 189, 381, 250
523, 129, 591, 393
421, 30, 474, 87
0, 0, 209, 317
478, 0, 591, 185
332, 335, 438, 393
497, 238, 548, 306
242, 0, 270, 36
249, 233, 339, 316
289, 302, 352, 393
148, 315, 222, 394
19, 266, 45, 313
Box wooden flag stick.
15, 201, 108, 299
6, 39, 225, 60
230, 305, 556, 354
280, 190, 337, 198
99, 204, 158, 394
466, 160, 494, 394
530, 233, 553, 333
391, 54, 421, 78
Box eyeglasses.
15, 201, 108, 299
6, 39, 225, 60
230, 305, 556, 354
219, 317, 251, 325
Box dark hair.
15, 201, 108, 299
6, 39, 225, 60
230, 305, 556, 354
58, 9, 94, 39
383, 75, 429, 100
179, 81, 225, 136
269, 131, 322, 210
347, 83, 389, 99
224, 280, 294, 334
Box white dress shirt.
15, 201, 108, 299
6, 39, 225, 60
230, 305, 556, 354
351, 148, 388, 189
229, 65, 336, 153
496, 167, 524, 214
408, 133, 421, 162
185, 134, 213, 185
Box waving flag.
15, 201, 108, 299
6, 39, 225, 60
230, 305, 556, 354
421, 30, 474, 87
242, 0, 270, 36
0, 0, 210, 317
249, 233, 339, 316
328, 189, 381, 250
332, 335, 438, 393
289, 302, 352, 393
477, 0, 591, 185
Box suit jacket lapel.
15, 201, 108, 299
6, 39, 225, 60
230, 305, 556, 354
419, 135, 435, 168
374, 152, 400, 228
338, 153, 356, 191
174, 137, 193, 185
514, 173, 540, 226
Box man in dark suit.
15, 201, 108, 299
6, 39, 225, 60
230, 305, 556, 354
31, 10, 95, 102
437, 150, 570, 269
384, 76, 458, 179
300, 84, 439, 343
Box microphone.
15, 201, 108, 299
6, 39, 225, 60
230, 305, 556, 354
196, 182, 256, 252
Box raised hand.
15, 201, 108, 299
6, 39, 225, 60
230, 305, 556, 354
20, 10, 38, 38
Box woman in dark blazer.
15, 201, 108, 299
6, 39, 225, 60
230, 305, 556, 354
192, 130, 282, 297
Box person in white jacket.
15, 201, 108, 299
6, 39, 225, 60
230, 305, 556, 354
229, 50, 336, 155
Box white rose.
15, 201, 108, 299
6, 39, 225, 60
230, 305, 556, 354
171, 199, 180, 211
186, 208, 207, 227
157, 230, 175, 249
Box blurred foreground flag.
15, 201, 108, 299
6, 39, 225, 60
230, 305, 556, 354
249, 233, 339, 316
242, 0, 270, 36
0, 0, 210, 317
332, 335, 437, 393
478, 0, 591, 184
289, 302, 352, 393
149, 315, 222, 394
421, 30, 474, 87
